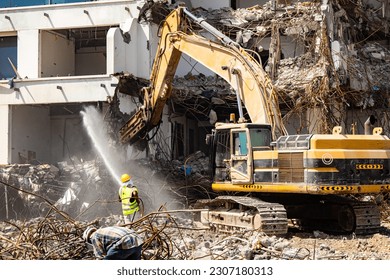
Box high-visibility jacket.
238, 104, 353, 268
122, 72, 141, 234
119, 184, 139, 216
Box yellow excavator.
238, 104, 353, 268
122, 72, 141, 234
119, 7, 390, 235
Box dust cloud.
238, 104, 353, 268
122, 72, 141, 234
81, 106, 182, 217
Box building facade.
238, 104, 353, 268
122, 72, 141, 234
0, 0, 269, 165
0, 0, 158, 164
1, 0, 389, 165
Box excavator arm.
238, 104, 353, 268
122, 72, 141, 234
119, 7, 287, 144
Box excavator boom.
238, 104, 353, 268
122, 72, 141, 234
119, 7, 287, 144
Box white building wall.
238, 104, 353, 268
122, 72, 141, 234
107, 27, 129, 75
107, 18, 152, 79
137, 20, 154, 79
10, 105, 51, 163
50, 116, 91, 163
41, 30, 75, 77
190, 0, 230, 9
18, 30, 40, 79
0, 105, 10, 164
236, 0, 268, 7
75, 47, 106, 76
0, 76, 117, 105
0, 1, 138, 32
0, 1, 152, 164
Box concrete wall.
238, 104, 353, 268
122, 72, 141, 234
0, 1, 151, 164
236, 0, 268, 8
0, 75, 117, 105
0, 105, 10, 163
107, 18, 151, 79
138, 20, 154, 79
188, 0, 269, 9
41, 30, 75, 77
190, 0, 230, 9
75, 46, 106, 75
10, 105, 94, 164
50, 115, 91, 163
18, 30, 40, 78
10, 105, 51, 163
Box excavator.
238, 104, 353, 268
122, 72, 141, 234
118, 7, 390, 236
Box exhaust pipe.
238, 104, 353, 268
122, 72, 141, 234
364, 115, 377, 135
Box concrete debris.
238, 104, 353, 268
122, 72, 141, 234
1, 209, 389, 260
0, 151, 215, 222
114, 0, 389, 135
137, 0, 171, 25
1, 157, 390, 260
348, 43, 390, 94
132, 0, 389, 134
0, 160, 119, 221
173, 73, 232, 99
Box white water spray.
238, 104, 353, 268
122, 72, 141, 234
81, 106, 122, 186
81, 105, 182, 213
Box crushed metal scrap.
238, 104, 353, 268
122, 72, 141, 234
0, 201, 389, 260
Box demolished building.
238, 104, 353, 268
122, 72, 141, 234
114, 0, 390, 161
0, 0, 388, 164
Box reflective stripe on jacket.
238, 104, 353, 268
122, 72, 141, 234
119, 184, 139, 216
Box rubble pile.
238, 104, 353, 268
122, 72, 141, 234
172, 74, 233, 105
347, 43, 390, 103
0, 156, 389, 260
0, 151, 215, 222
1, 209, 389, 260
115, 1, 390, 136
1, 153, 389, 222
143, 1, 389, 134
0, 160, 119, 221
0, 214, 92, 260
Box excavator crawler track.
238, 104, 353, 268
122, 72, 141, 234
194, 196, 288, 236
351, 201, 381, 235
286, 196, 381, 235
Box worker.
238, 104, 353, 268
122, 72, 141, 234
82, 225, 143, 260
119, 173, 140, 224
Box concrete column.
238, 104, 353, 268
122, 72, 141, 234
0, 105, 10, 164
18, 30, 40, 78
107, 18, 139, 76
107, 27, 126, 74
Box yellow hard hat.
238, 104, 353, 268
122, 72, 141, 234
121, 173, 131, 183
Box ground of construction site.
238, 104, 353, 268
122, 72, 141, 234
0, 156, 389, 261
1, 1, 390, 275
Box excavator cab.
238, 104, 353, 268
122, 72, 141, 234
210, 123, 272, 185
